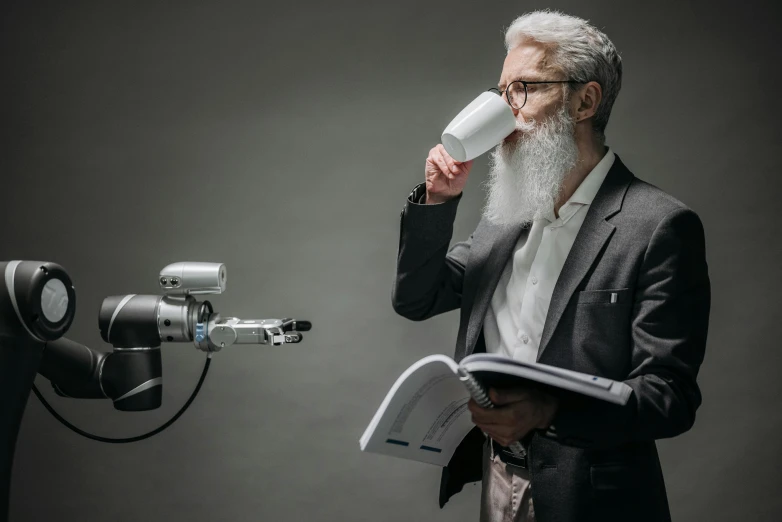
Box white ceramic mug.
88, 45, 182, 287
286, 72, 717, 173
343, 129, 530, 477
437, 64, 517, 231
441, 91, 517, 162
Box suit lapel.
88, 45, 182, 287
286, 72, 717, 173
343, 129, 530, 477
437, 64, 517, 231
463, 221, 529, 357
536, 156, 633, 361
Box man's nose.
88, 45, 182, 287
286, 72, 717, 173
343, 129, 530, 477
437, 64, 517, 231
501, 95, 520, 116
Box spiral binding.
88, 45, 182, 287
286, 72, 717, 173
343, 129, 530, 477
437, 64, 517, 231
457, 367, 526, 457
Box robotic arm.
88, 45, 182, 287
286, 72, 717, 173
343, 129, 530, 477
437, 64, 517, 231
39, 261, 309, 410
0, 260, 310, 522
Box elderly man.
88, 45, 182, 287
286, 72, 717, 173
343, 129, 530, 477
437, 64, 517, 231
392, 10, 710, 522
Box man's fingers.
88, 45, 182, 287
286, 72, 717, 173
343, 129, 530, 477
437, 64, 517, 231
476, 423, 504, 440
469, 407, 499, 425
467, 398, 491, 418
431, 149, 454, 179
426, 147, 442, 171
436, 144, 462, 173
436, 144, 455, 171
477, 424, 521, 446
468, 400, 499, 425
489, 387, 534, 406
469, 401, 522, 426
443, 151, 458, 174
480, 427, 503, 443
429, 144, 472, 181
455, 159, 473, 177
476, 420, 536, 446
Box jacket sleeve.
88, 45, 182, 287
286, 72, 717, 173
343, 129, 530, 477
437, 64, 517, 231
391, 183, 473, 321
545, 207, 711, 449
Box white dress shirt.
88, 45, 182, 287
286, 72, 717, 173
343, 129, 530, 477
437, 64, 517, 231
483, 149, 615, 362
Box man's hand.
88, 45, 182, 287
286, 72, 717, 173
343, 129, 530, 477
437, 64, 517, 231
468, 387, 559, 447
424, 144, 473, 204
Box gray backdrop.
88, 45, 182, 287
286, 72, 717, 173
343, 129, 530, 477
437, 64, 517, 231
2, 0, 780, 520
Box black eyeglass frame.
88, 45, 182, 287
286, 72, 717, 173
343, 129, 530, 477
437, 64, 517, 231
488, 80, 586, 110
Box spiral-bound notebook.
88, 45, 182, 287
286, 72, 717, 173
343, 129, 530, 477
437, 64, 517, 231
359, 353, 632, 466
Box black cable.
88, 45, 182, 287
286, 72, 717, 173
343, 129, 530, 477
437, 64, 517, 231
31, 353, 212, 443
200, 300, 213, 323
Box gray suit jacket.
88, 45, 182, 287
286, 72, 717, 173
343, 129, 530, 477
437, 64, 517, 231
392, 155, 711, 522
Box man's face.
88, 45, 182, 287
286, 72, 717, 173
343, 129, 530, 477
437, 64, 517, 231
498, 41, 568, 143
482, 40, 580, 226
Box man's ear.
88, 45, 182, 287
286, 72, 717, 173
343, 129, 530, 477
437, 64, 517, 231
575, 81, 602, 123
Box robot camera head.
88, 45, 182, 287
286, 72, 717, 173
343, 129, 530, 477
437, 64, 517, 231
158, 262, 226, 297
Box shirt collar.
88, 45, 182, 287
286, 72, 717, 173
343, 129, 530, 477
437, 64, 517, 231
540, 148, 615, 226
566, 148, 615, 206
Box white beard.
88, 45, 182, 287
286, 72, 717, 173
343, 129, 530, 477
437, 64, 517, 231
482, 104, 579, 226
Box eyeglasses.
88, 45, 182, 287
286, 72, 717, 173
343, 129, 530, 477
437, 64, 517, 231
488, 80, 585, 110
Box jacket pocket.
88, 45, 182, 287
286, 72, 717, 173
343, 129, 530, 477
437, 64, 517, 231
590, 464, 636, 491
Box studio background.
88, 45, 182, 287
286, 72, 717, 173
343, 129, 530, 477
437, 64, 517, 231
1, 0, 780, 521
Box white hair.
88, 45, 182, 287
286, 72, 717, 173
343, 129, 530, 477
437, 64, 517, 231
504, 10, 622, 142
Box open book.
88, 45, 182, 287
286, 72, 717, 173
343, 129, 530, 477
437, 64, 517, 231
359, 353, 632, 466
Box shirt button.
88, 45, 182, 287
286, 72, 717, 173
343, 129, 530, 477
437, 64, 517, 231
522, 334, 529, 344
531, 276, 538, 285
